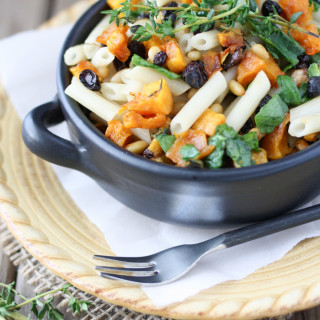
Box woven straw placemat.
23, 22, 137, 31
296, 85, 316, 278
0, 1, 320, 319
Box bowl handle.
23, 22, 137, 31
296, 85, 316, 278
22, 97, 89, 173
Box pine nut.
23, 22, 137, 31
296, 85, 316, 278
295, 139, 309, 151
187, 88, 198, 100
249, 128, 265, 140
251, 44, 270, 60
125, 140, 149, 154
210, 103, 223, 114
148, 46, 162, 63
187, 50, 202, 61
229, 80, 245, 96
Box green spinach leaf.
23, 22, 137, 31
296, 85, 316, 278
131, 54, 181, 79
179, 144, 200, 161
277, 75, 301, 106
254, 94, 289, 134
155, 133, 176, 153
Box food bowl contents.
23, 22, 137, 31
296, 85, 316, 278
64, 0, 320, 169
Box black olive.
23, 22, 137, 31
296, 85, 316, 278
307, 76, 320, 98
182, 61, 208, 89
296, 53, 310, 69
222, 48, 243, 71
261, 0, 282, 16
79, 69, 101, 91
153, 51, 167, 66
256, 94, 272, 113
143, 149, 154, 159
240, 118, 254, 134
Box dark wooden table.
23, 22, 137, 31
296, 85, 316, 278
0, 1, 319, 319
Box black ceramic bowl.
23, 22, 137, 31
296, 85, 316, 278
22, 0, 320, 227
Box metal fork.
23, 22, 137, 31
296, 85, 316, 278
93, 204, 320, 285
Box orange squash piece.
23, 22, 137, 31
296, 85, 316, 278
217, 29, 245, 53
143, 36, 169, 52
192, 109, 226, 136
96, 24, 130, 62
165, 41, 189, 74
123, 112, 167, 129
69, 60, 102, 81
237, 51, 284, 87
251, 148, 268, 165
107, 0, 139, 10
261, 114, 292, 160
202, 51, 222, 77
122, 79, 173, 115
290, 23, 320, 55
278, 0, 312, 26
166, 129, 208, 167
105, 120, 133, 147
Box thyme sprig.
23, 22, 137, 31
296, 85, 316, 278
0, 282, 91, 320
102, 0, 319, 41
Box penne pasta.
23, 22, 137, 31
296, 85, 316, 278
65, 77, 120, 122
124, 66, 190, 95
215, 66, 238, 104
83, 43, 100, 60
84, 15, 111, 44
91, 47, 115, 68
190, 30, 220, 51
170, 71, 227, 134
290, 96, 320, 121
289, 114, 320, 137
64, 45, 86, 66
226, 71, 271, 132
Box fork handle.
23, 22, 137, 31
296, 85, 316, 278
219, 204, 320, 248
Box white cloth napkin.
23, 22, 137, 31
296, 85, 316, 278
1, 26, 320, 307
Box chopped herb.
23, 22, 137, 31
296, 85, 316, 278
249, 19, 305, 69
179, 144, 200, 161
204, 124, 259, 168
155, 132, 176, 152
131, 54, 181, 79
308, 63, 320, 78
254, 94, 289, 134
277, 75, 301, 106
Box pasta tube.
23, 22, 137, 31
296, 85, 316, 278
215, 66, 238, 104
290, 96, 320, 121
289, 114, 320, 137
170, 71, 227, 134
226, 71, 271, 132
124, 66, 190, 95
84, 15, 111, 44
64, 45, 86, 66
65, 77, 120, 122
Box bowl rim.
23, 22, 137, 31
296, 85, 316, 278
57, 0, 320, 181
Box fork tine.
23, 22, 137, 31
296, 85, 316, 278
99, 271, 158, 283
95, 265, 154, 272
93, 255, 155, 267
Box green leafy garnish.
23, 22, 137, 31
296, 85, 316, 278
310, 0, 320, 12
156, 131, 176, 153
179, 144, 200, 161
102, 0, 319, 52
131, 54, 181, 79
0, 282, 91, 320
277, 75, 301, 106
204, 124, 259, 168
249, 19, 305, 69
254, 94, 289, 134
204, 134, 226, 169
308, 63, 320, 78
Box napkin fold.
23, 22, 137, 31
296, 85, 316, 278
1, 26, 320, 307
